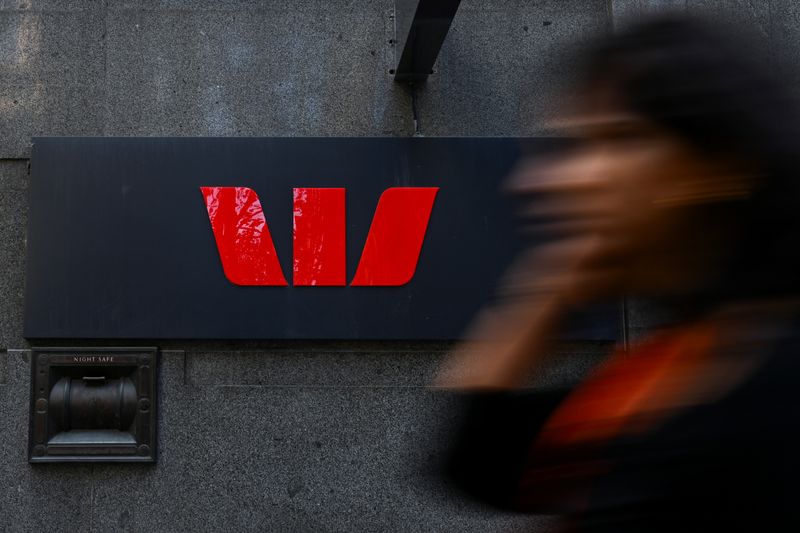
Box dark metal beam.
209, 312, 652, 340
393, 0, 462, 83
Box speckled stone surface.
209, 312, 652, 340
414, 0, 609, 137
0, 162, 28, 350
101, 3, 410, 138
0, 0, 411, 158
0, 5, 107, 158
613, 0, 774, 67
185, 342, 606, 390
764, 0, 800, 85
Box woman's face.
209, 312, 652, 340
509, 92, 746, 298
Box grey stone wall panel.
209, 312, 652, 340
0, 162, 28, 350
101, 3, 411, 137
87, 386, 529, 532
186, 343, 606, 389
415, 0, 610, 136
767, 0, 800, 85
0, 7, 107, 157
188, 348, 447, 388
0, 0, 412, 158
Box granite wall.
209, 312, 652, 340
1, 1, 798, 531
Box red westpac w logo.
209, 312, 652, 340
200, 186, 439, 287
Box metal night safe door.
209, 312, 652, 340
28, 348, 157, 463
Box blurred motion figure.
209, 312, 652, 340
437, 16, 800, 533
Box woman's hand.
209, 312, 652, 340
435, 149, 632, 390
435, 234, 616, 390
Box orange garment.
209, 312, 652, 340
514, 323, 720, 510
536, 323, 719, 450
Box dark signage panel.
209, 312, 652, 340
25, 137, 617, 340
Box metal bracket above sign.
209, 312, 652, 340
393, 0, 462, 82
28, 347, 158, 463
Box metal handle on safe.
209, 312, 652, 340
48, 376, 138, 431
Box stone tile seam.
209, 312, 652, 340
207, 384, 450, 389
5, 348, 440, 351
0, 7, 394, 15
6, 350, 449, 388
0, 349, 6, 385
185, 350, 452, 355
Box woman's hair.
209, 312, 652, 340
585, 16, 800, 312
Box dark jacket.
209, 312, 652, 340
445, 327, 800, 532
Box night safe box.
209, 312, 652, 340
28, 347, 157, 463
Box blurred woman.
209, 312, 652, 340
437, 16, 800, 532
